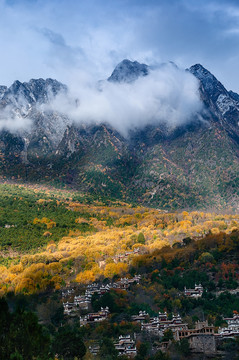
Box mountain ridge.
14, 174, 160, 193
0, 60, 239, 210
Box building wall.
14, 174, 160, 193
189, 334, 216, 354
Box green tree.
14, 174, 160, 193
199, 252, 214, 264
162, 329, 174, 342
0, 298, 11, 358
177, 338, 190, 356
138, 232, 145, 244
0, 299, 51, 360
10, 352, 24, 360
98, 337, 118, 360
52, 325, 86, 360
9, 308, 51, 360
136, 342, 150, 360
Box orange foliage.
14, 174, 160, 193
104, 262, 128, 278
1, 203, 239, 295
76, 270, 96, 284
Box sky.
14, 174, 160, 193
0, 0, 239, 92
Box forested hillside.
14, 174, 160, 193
1, 183, 239, 296
1, 186, 239, 359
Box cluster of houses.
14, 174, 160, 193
87, 275, 141, 294
87, 314, 216, 357
218, 313, 239, 337
138, 311, 188, 337
62, 278, 239, 357
62, 275, 141, 316
87, 311, 239, 357
89, 335, 137, 358
131, 310, 239, 354
132, 310, 216, 354
62, 280, 201, 317
80, 307, 110, 326
133, 311, 189, 338
62, 288, 75, 298
63, 293, 92, 316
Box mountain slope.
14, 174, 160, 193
0, 60, 239, 210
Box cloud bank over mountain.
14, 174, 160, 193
0, 106, 32, 133
43, 63, 203, 136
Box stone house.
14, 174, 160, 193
218, 313, 239, 337
184, 284, 204, 298
114, 335, 137, 357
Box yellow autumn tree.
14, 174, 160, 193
76, 270, 96, 284
104, 262, 128, 278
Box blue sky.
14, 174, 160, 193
1, 0, 239, 91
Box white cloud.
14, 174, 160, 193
0, 106, 32, 132
42, 63, 203, 136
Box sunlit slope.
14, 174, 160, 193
0, 184, 239, 295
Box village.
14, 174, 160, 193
62, 275, 141, 317
61, 279, 239, 357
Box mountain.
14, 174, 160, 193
0, 60, 239, 210
0, 78, 69, 166
107, 59, 149, 83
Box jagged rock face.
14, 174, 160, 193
0, 78, 67, 110
108, 59, 149, 83
189, 64, 228, 100
189, 64, 239, 148
0, 78, 70, 163
0, 60, 239, 210
189, 64, 239, 121
57, 123, 126, 158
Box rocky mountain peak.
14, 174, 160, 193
1, 78, 66, 107
189, 64, 228, 100
0, 78, 67, 133
189, 63, 239, 122
108, 59, 149, 83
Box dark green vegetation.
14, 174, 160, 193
0, 298, 51, 360
2, 228, 239, 359
0, 297, 86, 360
0, 184, 98, 254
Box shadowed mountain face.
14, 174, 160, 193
0, 60, 239, 211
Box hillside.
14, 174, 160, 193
0, 183, 239, 296
1, 185, 239, 359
